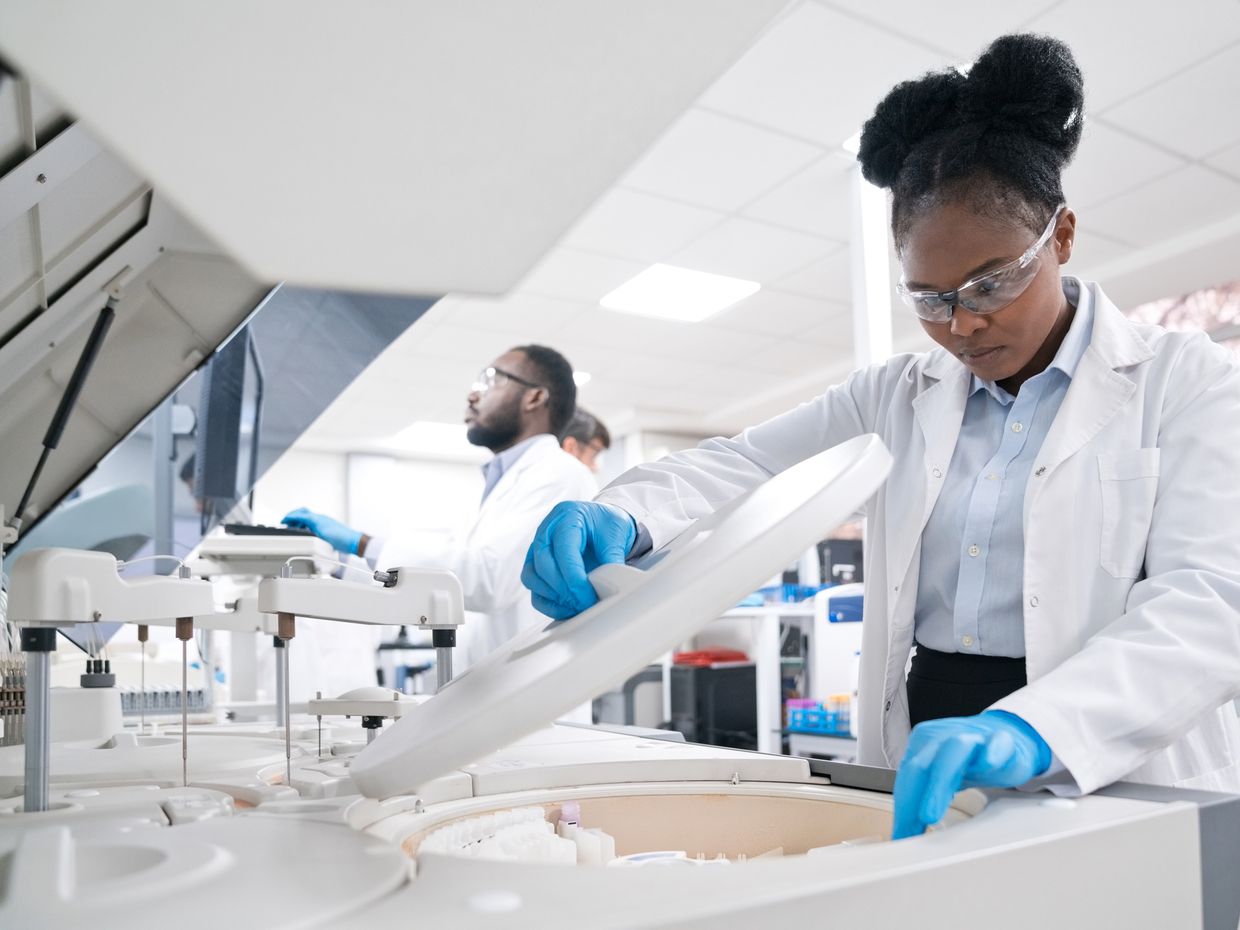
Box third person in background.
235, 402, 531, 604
560, 408, 611, 475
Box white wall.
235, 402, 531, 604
250, 449, 348, 527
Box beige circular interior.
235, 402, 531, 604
398, 784, 966, 862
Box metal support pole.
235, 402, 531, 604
277, 613, 296, 787
21, 627, 55, 813
175, 617, 193, 787
137, 624, 148, 732
273, 636, 287, 725
433, 628, 456, 691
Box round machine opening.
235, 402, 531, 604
396, 784, 978, 868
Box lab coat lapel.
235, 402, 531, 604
1023, 288, 1153, 516
888, 353, 969, 596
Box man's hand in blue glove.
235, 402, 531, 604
521, 501, 637, 620
282, 507, 364, 556
891, 710, 1051, 840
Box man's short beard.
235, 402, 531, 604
466, 397, 523, 451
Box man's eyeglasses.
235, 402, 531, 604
472, 366, 544, 394
896, 205, 1064, 323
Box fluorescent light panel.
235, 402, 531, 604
600, 263, 759, 323
573, 371, 591, 386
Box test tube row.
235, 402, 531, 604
0, 656, 25, 747
119, 687, 210, 716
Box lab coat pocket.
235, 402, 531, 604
1097, 449, 1161, 579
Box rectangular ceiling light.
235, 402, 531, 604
600, 263, 759, 323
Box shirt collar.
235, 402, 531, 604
970, 276, 1093, 403
481, 433, 545, 499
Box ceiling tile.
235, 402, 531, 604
1023, 0, 1240, 111
698, 2, 950, 147
434, 293, 586, 336
740, 152, 856, 239
712, 288, 850, 337
1084, 165, 1240, 248
398, 323, 527, 365
773, 245, 851, 298
559, 188, 725, 263
1065, 228, 1135, 278
820, 0, 1065, 60
1206, 140, 1240, 181
796, 312, 856, 349
742, 336, 849, 374
557, 308, 779, 366
515, 247, 646, 303
668, 216, 837, 283
1100, 42, 1240, 159
619, 108, 823, 211
1062, 117, 1187, 209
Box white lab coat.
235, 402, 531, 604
596, 278, 1240, 795
379, 434, 598, 670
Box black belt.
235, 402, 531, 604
906, 644, 1027, 727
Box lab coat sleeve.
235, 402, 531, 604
994, 338, 1240, 795
595, 357, 903, 549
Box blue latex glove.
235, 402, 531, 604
891, 710, 1051, 840
282, 507, 363, 556
521, 501, 637, 620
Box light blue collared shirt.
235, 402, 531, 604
915, 279, 1093, 657
481, 434, 544, 501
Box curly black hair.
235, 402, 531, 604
514, 344, 578, 438
857, 34, 1084, 248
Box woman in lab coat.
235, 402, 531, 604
521, 34, 1240, 837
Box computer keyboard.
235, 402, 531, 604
223, 523, 315, 537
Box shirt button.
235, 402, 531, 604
968, 544, 980, 557
1035, 466, 1046, 477
885, 699, 892, 712
1012, 421, 1024, 433
986, 473, 998, 481
1029, 595, 1040, 608
932, 467, 943, 478
962, 635, 974, 647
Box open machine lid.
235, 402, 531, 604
350, 434, 893, 799
0, 1, 790, 296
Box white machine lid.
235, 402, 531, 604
0, 2, 787, 296
350, 434, 892, 799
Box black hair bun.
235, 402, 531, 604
961, 34, 1084, 167
857, 33, 1084, 189
857, 69, 965, 188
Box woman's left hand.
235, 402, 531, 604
891, 710, 1052, 839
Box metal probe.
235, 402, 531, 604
137, 624, 148, 732
175, 617, 193, 787
277, 612, 296, 786
316, 690, 322, 759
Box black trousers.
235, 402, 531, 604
907, 644, 1028, 727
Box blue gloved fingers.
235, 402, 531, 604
891, 732, 940, 839
548, 517, 598, 615
282, 507, 316, 527
974, 728, 1022, 785
531, 590, 577, 622
920, 733, 983, 829
588, 505, 637, 565
521, 547, 560, 606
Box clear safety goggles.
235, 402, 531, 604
472, 366, 542, 394
897, 205, 1064, 322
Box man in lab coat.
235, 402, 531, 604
284, 344, 597, 670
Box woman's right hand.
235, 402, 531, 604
521, 501, 637, 620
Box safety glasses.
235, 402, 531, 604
897, 206, 1064, 322
472, 366, 543, 394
